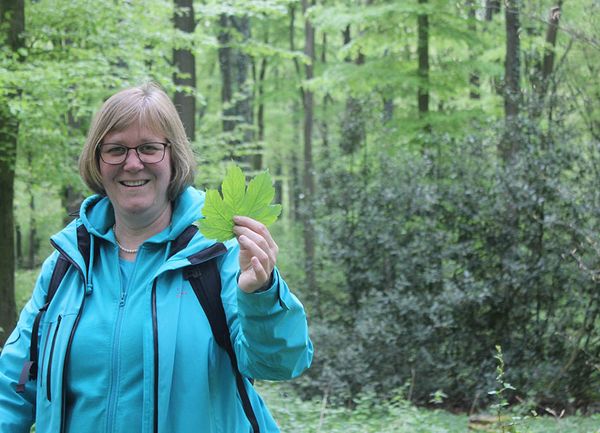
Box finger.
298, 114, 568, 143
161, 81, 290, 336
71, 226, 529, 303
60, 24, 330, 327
238, 234, 273, 274
250, 256, 269, 287
233, 216, 278, 251
233, 225, 277, 265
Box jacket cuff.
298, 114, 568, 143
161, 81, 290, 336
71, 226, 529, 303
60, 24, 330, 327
236, 268, 289, 311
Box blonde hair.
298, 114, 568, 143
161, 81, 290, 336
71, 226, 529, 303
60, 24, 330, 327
79, 82, 196, 201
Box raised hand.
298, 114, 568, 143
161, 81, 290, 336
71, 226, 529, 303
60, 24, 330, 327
233, 215, 279, 293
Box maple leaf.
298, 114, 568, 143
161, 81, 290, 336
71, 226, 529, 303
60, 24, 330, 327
198, 164, 283, 242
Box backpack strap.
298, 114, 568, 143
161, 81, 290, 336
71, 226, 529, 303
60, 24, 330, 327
16, 225, 91, 393
175, 225, 260, 433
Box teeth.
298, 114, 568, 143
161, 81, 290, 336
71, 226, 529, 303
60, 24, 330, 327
121, 180, 148, 187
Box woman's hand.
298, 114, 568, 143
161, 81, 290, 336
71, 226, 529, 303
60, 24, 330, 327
233, 216, 279, 293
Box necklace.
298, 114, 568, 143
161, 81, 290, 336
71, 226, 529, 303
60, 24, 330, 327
113, 224, 139, 254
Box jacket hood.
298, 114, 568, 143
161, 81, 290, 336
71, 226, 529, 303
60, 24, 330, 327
78, 186, 205, 241
50, 186, 221, 275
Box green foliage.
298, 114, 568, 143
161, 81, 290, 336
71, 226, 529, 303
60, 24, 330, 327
294, 113, 600, 410
256, 381, 599, 433
198, 165, 282, 241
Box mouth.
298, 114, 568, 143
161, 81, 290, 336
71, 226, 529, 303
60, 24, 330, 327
119, 180, 150, 188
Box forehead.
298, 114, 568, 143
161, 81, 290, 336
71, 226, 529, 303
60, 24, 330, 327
103, 121, 166, 144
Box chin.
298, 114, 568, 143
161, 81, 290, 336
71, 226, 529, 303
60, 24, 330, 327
119, 200, 156, 215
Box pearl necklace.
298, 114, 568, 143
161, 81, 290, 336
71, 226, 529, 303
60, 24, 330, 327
113, 224, 139, 254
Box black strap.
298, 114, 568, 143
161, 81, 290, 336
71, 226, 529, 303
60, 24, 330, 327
183, 254, 260, 433
47, 256, 71, 307
167, 225, 259, 431
17, 225, 92, 393
169, 225, 198, 258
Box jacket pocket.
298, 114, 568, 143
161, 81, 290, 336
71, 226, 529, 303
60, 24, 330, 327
46, 314, 62, 402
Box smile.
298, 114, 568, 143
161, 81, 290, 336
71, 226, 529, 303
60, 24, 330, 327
119, 180, 150, 187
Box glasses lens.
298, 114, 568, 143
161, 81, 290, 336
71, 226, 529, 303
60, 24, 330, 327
138, 143, 166, 164
100, 144, 127, 164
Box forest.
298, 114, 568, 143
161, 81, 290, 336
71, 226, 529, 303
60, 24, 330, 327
1, 0, 599, 431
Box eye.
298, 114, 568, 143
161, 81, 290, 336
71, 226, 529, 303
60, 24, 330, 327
138, 143, 162, 154
103, 144, 126, 155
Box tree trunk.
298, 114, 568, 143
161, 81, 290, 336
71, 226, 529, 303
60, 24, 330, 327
28, 182, 37, 270
485, 0, 501, 21
16, 223, 22, 268
218, 13, 233, 134
340, 26, 366, 155
532, 3, 562, 119
0, 0, 24, 346
291, 100, 302, 222
301, 0, 317, 310
417, 0, 430, 132
500, 0, 521, 161
173, 0, 196, 141
61, 185, 83, 226
319, 32, 331, 156
254, 46, 267, 171
218, 14, 253, 164
467, 0, 480, 99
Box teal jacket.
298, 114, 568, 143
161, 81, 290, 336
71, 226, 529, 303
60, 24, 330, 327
0, 187, 313, 433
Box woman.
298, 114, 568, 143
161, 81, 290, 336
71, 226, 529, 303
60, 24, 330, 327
0, 83, 313, 433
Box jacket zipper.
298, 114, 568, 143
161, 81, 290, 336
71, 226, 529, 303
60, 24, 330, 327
152, 279, 159, 433
46, 315, 62, 401
106, 259, 131, 433
50, 239, 87, 433
151, 243, 228, 433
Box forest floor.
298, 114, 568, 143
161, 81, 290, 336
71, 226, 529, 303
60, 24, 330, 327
14, 269, 600, 433
258, 381, 600, 433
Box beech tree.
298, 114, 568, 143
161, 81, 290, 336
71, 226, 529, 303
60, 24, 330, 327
501, 0, 521, 161
0, 0, 23, 346
173, 0, 196, 141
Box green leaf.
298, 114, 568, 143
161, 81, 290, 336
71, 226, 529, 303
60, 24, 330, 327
198, 164, 282, 241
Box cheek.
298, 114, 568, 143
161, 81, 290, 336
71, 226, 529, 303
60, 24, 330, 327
99, 163, 113, 183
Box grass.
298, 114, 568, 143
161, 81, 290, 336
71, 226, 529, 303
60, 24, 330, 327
13, 268, 600, 432
256, 381, 467, 433
257, 381, 600, 433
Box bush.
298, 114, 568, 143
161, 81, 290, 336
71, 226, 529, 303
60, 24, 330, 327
295, 129, 600, 411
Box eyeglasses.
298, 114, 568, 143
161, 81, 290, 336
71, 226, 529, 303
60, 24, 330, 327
99, 142, 169, 165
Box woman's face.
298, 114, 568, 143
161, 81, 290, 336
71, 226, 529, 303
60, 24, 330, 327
99, 122, 172, 224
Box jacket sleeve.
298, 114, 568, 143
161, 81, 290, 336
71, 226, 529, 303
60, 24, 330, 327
0, 253, 58, 433
219, 242, 313, 381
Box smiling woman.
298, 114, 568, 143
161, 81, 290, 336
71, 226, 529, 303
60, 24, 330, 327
0, 82, 313, 433
99, 124, 173, 240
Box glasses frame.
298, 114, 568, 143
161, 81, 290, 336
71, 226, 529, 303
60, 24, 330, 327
98, 142, 170, 165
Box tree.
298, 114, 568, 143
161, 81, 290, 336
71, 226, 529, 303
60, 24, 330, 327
501, 0, 521, 161
340, 25, 366, 155
417, 0, 430, 131
173, 0, 197, 141
301, 0, 317, 306
0, 0, 24, 346
218, 13, 254, 164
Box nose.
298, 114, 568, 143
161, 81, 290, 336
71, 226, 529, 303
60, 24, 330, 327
122, 147, 144, 170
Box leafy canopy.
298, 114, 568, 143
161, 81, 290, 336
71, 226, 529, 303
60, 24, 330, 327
198, 164, 282, 241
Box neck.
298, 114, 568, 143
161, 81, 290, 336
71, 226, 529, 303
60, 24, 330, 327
113, 204, 172, 254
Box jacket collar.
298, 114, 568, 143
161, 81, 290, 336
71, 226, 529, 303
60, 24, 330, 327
50, 186, 229, 277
